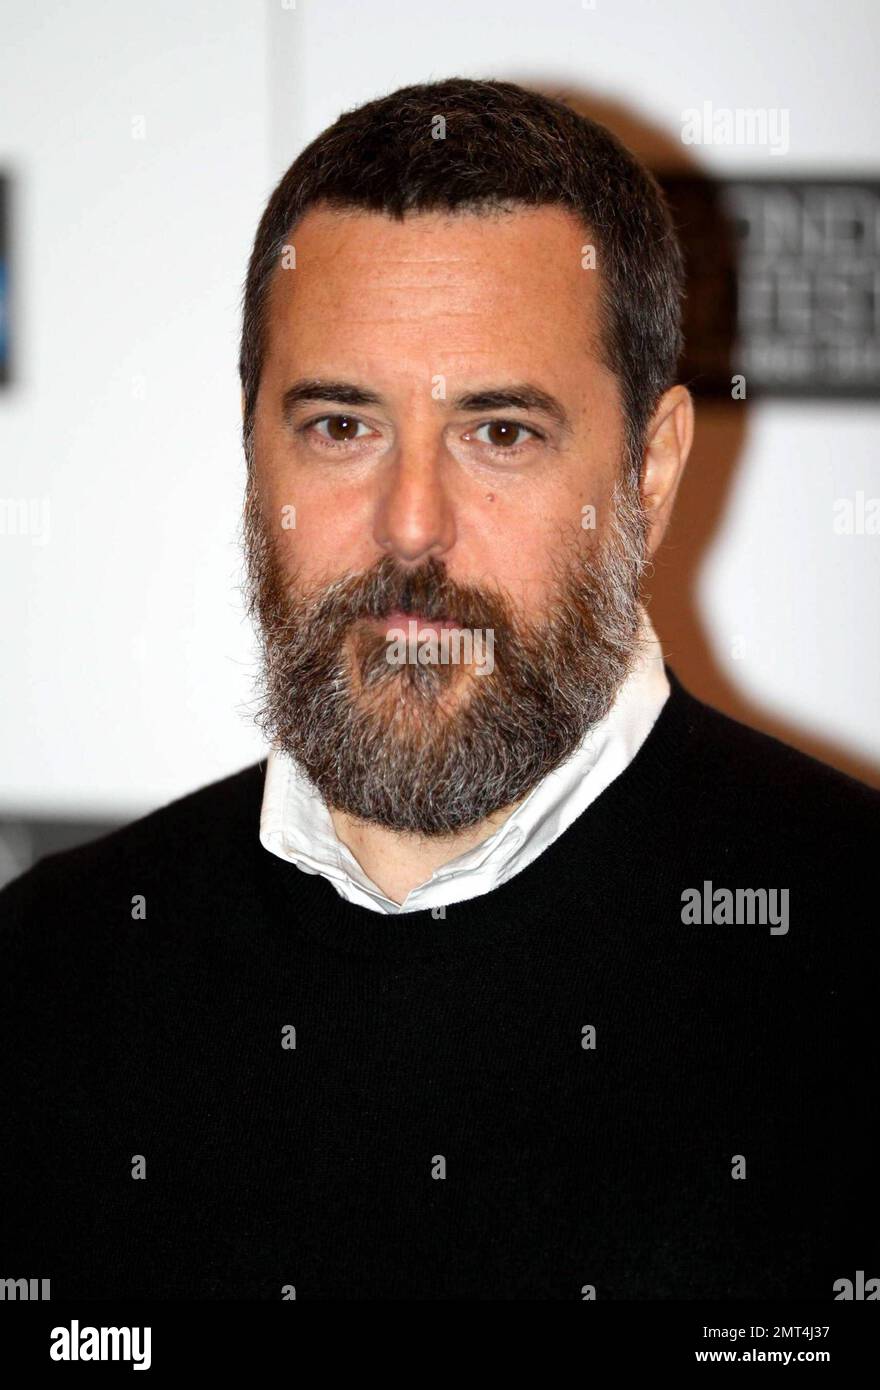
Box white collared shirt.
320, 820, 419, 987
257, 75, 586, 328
259, 607, 669, 914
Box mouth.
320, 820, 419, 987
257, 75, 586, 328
380, 608, 461, 633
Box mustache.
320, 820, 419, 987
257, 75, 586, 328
293, 553, 516, 636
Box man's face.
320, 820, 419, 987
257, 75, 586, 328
244, 204, 650, 834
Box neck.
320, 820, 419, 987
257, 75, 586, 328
328, 799, 525, 905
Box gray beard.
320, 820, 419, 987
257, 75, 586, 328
242, 471, 650, 835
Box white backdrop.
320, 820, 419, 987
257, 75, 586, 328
1, 0, 878, 824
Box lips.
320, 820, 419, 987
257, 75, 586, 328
383, 609, 460, 631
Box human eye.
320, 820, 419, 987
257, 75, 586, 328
300, 414, 376, 449
463, 419, 546, 455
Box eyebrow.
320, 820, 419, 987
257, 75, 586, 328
280, 379, 572, 433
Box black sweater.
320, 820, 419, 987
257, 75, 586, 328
1, 668, 877, 1300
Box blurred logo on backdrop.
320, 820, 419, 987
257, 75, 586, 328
659, 176, 880, 398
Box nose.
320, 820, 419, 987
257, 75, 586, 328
372, 440, 456, 566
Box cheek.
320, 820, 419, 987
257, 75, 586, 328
260, 473, 375, 586
483, 472, 600, 598
472, 531, 558, 617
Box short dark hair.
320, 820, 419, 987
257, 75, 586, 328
239, 77, 685, 476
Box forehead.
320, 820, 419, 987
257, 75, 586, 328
262, 203, 605, 377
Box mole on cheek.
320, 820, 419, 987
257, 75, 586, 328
485, 493, 495, 502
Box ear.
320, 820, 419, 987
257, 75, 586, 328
640, 384, 694, 556
240, 386, 246, 419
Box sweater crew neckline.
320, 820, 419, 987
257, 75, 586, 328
256, 664, 692, 960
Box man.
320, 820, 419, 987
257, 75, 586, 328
1, 78, 876, 1301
